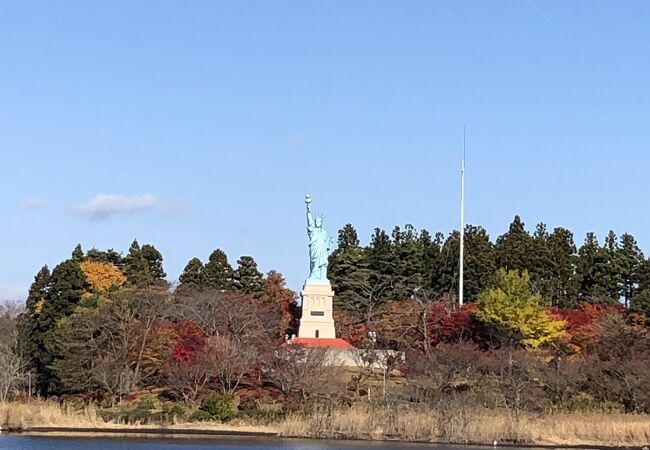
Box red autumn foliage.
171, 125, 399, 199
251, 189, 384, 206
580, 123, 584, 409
170, 320, 207, 363
427, 302, 477, 345
333, 309, 368, 347
547, 302, 626, 352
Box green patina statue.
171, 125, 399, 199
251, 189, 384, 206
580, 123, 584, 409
305, 194, 334, 282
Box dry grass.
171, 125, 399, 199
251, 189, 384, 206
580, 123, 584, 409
279, 404, 650, 446
3, 400, 650, 446
0, 401, 276, 435
0, 400, 107, 429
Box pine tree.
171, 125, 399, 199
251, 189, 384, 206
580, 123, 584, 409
204, 249, 234, 291
25, 265, 51, 313
330, 245, 371, 314
495, 216, 534, 272
71, 244, 84, 262
545, 227, 579, 307
464, 225, 497, 300
329, 225, 372, 315
37, 259, 86, 394
392, 224, 425, 299
437, 226, 496, 301
141, 244, 167, 280
337, 224, 360, 249
631, 289, 650, 324
617, 233, 644, 307
123, 240, 154, 287
86, 248, 124, 267
366, 228, 396, 299
233, 256, 264, 296
421, 231, 444, 295
438, 230, 460, 297
178, 257, 206, 290
19, 265, 52, 393
529, 222, 553, 296
577, 232, 619, 302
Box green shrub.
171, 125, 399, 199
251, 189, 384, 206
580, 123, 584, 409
62, 396, 85, 413
162, 403, 185, 422
191, 393, 235, 422
137, 394, 159, 411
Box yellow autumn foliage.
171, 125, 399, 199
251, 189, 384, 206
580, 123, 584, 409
476, 269, 566, 349
79, 260, 126, 295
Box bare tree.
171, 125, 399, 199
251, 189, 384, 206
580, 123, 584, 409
0, 346, 26, 401
265, 346, 344, 404
173, 289, 280, 346
0, 301, 27, 400
52, 288, 170, 400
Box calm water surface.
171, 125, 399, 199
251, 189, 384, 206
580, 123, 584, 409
0, 435, 470, 450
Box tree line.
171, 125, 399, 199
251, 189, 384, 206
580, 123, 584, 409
329, 215, 650, 322
13, 240, 296, 397
0, 215, 648, 417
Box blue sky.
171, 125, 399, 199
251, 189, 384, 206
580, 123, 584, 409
1, 1, 649, 298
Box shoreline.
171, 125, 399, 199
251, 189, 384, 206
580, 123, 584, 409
2, 425, 648, 450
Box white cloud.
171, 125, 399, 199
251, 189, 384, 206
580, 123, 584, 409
19, 198, 47, 212
74, 193, 157, 219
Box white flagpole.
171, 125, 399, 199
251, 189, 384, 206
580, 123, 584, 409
459, 127, 466, 306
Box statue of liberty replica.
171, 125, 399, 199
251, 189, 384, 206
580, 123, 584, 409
305, 193, 334, 281
298, 194, 337, 339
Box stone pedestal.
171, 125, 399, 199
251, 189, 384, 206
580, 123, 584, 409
298, 280, 336, 339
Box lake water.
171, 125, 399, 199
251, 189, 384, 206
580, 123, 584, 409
0, 435, 460, 450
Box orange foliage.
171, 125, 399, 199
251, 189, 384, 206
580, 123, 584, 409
548, 302, 626, 353
80, 260, 126, 295
260, 270, 298, 337
142, 320, 207, 381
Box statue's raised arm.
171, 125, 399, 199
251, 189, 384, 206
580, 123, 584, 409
305, 194, 314, 231
303, 194, 331, 281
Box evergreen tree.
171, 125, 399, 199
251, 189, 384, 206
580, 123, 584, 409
141, 244, 167, 280
631, 289, 650, 324
529, 222, 553, 296
418, 229, 443, 295
495, 215, 534, 272
329, 224, 372, 314
38, 259, 86, 394
71, 244, 84, 262
366, 228, 396, 297
437, 226, 496, 301
464, 225, 497, 300
638, 259, 650, 293
330, 246, 371, 314
43, 260, 87, 321
25, 265, 51, 313
545, 227, 579, 307
617, 233, 644, 307
19, 265, 52, 393
337, 224, 360, 249
392, 224, 426, 299
123, 240, 154, 287
204, 249, 234, 291
420, 230, 445, 298
577, 232, 619, 302
178, 257, 206, 290
438, 230, 460, 297
86, 248, 124, 267
233, 256, 264, 296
